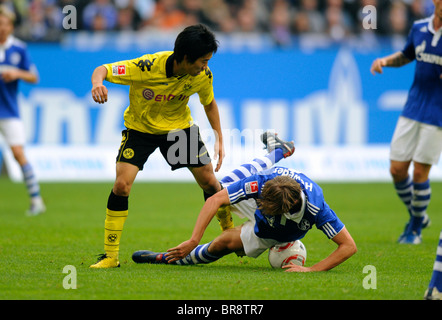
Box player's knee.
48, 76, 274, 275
412, 168, 430, 183
210, 228, 242, 255
199, 176, 221, 195
389, 165, 407, 182
113, 179, 132, 196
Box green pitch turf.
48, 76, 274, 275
0, 177, 441, 301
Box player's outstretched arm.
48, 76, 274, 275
370, 51, 411, 75
91, 65, 108, 104
204, 98, 225, 172
166, 189, 230, 262
283, 227, 357, 272
1, 69, 38, 84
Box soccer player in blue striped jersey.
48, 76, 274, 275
370, 0, 442, 244
0, 5, 44, 215
133, 132, 357, 272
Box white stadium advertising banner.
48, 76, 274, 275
1, 39, 441, 182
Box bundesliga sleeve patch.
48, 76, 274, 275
112, 65, 126, 76
245, 181, 258, 194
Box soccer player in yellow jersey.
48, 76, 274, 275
90, 24, 230, 268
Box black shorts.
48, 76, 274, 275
116, 125, 211, 171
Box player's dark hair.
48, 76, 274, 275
257, 176, 302, 216
174, 24, 219, 63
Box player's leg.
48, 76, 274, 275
189, 162, 222, 195
397, 121, 441, 244
425, 229, 442, 300
220, 130, 295, 187
90, 162, 137, 268
214, 131, 295, 230
10, 145, 46, 215
168, 125, 229, 229
403, 162, 432, 238
132, 227, 244, 265
389, 117, 421, 243
189, 163, 235, 231
390, 159, 413, 216
0, 119, 45, 215
91, 129, 152, 268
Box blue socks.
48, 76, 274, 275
428, 230, 442, 291
220, 149, 282, 186
21, 163, 41, 199
394, 176, 431, 233
394, 176, 413, 216
162, 242, 223, 265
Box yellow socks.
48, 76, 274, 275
216, 205, 234, 231
90, 191, 128, 268
104, 208, 128, 259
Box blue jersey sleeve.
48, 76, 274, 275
315, 203, 345, 239
401, 26, 416, 61
226, 174, 265, 204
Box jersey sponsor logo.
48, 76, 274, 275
416, 41, 442, 65
132, 58, 156, 72
112, 65, 126, 76
245, 181, 258, 194
142, 88, 189, 102
143, 88, 155, 100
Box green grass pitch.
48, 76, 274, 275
0, 177, 441, 300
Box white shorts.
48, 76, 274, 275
0, 118, 26, 146
390, 116, 442, 165
231, 200, 282, 258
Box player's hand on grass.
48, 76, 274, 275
166, 239, 198, 263
282, 263, 313, 273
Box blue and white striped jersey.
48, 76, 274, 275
226, 166, 345, 243
401, 15, 442, 127
0, 36, 37, 119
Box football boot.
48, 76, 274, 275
132, 250, 167, 264
260, 131, 295, 158
425, 287, 442, 300
90, 253, 120, 268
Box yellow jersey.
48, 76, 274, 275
103, 51, 214, 134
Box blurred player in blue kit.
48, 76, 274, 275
0, 5, 45, 215
133, 132, 357, 272
372, 0, 442, 300
370, 0, 442, 245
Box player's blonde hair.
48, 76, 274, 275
0, 5, 16, 24
257, 176, 302, 216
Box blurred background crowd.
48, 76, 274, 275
2, 0, 438, 44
